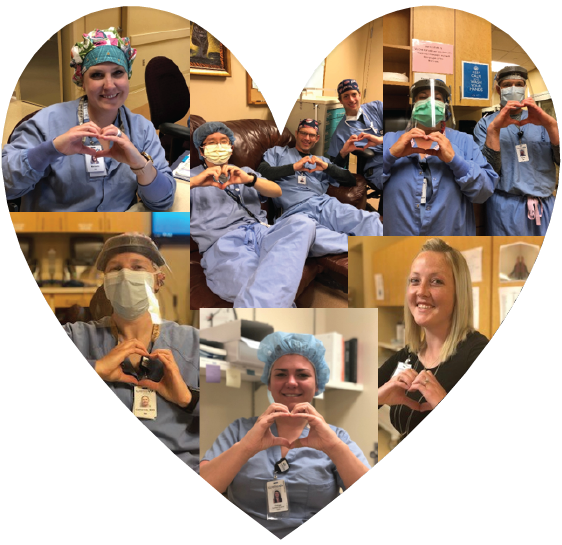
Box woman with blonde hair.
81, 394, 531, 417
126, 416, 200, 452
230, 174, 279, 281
378, 238, 488, 438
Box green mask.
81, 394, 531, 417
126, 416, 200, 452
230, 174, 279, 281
412, 98, 446, 127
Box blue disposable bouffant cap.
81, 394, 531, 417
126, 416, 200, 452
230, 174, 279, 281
258, 332, 330, 395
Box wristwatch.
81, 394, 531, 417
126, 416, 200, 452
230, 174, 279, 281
131, 151, 153, 175
183, 386, 200, 413
246, 173, 257, 187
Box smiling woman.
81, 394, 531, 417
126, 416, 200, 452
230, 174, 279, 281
200, 332, 370, 539
2, 27, 175, 212
378, 238, 488, 439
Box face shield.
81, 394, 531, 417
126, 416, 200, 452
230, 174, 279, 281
96, 233, 169, 324
408, 79, 455, 131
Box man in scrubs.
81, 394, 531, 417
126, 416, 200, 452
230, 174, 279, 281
473, 65, 559, 235
190, 122, 317, 308
382, 79, 498, 235
259, 118, 383, 256
328, 79, 383, 190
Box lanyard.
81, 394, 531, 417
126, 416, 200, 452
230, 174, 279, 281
110, 317, 161, 347
78, 96, 125, 144
344, 108, 376, 134
224, 187, 269, 227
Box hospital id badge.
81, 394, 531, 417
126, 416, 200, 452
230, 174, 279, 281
266, 479, 289, 518
297, 175, 307, 185
133, 387, 157, 420
392, 360, 412, 378
516, 144, 529, 162
85, 145, 107, 177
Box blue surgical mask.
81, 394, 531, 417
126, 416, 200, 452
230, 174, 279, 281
500, 86, 525, 106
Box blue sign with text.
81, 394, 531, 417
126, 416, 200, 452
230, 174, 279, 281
462, 61, 489, 100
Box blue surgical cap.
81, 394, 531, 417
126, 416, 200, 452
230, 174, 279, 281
193, 122, 235, 159
258, 332, 330, 395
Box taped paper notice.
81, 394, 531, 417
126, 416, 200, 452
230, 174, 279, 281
226, 367, 242, 388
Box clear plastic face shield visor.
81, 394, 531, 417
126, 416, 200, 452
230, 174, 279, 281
408, 79, 455, 131
95, 236, 171, 325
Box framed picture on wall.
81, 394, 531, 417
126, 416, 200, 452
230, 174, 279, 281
246, 72, 267, 105
190, 22, 231, 76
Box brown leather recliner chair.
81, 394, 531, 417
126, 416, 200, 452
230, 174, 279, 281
189, 115, 354, 309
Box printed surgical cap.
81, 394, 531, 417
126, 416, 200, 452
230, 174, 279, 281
70, 27, 136, 87
193, 122, 236, 152
297, 118, 320, 134
258, 332, 330, 395
337, 79, 360, 96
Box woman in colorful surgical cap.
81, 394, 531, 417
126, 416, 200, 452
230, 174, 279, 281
382, 79, 499, 235
201, 332, 370, 538
3, 28, 175, 211
64, 233, 199, 470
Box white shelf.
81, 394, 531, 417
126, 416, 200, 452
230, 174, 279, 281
200, 357, 262, 382
325, 381, 363, 392
378, 341, 405, 352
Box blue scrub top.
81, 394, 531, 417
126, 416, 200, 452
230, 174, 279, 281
327, 100, 383, 186
203, 417, 370, 539
473, 109, 557, 198
64, 318, 200, 471
3, 98, 175, 211
382, 128, 499, 235
262, 146, 339, 211
190, 164, 267, 254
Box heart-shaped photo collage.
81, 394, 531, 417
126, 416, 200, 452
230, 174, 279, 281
3, 4, 557, 541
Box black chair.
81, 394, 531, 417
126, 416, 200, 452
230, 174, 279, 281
353, 148, 382, 214
145, 56, 190, 165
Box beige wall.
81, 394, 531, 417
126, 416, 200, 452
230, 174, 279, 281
191, 52, 273, 122
527, 68, 548, 96
323, 19, 383, 102
200, 308, 378, 467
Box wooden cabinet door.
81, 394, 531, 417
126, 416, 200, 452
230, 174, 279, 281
65, 213, 105, 233
412, 6, 455, 95
104, 212, 152, 234
38, 213, 66, 232
10, 213, 38, 232
453, 11, 492, 107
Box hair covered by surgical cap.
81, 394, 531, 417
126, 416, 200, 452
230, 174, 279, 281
258, 332, 330, 395
193, 122, 235, 154
70, 28, 136, 87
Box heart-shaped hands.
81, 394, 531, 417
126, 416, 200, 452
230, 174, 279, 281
136, 349, 192, 408
95, 339, 151, 385
390, 128, 455, 163
94, 124, 147, 169
239, 404, 293, 458
53, 121, 103, 157
95, 343, 192, 408
286, 403, 341, 455
191, 164, 254, 190
293, 155, 328, 173
519, 98, 558, 131
379, 369, 447, 413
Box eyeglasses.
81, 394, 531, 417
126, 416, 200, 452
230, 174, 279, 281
298, 131, 318, 139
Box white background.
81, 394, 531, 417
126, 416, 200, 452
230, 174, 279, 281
1, 1, 561, 543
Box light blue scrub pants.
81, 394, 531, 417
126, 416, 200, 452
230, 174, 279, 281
200, 215, 316, 308
485, 192, 554, 236
279, 194, 383, 257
